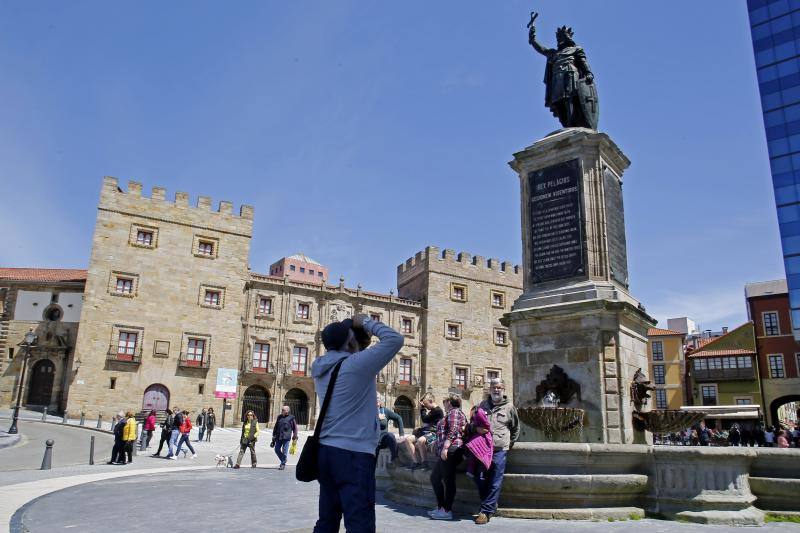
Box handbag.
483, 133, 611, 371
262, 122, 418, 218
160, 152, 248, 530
296, 359, 344, 482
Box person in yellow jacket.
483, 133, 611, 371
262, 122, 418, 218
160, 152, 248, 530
234, 410, 260, 469
122, 411, 138, 464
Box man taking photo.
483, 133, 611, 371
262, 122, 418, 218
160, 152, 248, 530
311, 314, 403, 533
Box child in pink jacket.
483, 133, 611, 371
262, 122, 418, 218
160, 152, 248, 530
465, 406, 494, 479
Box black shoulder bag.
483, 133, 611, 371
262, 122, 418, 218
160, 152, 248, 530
296, 359, 344, 482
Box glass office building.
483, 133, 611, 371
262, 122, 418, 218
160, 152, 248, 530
749, 0, 800, 340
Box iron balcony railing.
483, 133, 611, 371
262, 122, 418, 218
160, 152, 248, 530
178, 352, 211, 369
106, 344, 142, 364
245, 361, 276, 374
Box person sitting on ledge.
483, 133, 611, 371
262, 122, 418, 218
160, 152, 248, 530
401, 394, 443, 469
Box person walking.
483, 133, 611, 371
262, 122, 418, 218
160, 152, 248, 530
728, 424, 741, 447
144, 410, 157, 449
165, 408, 184, 459
472, 379, 519, 525
777, 429, 791, 448
376, 396, 404, 461
235, 410, 260, 468
175, 410, 197, 459
152, 409, 174, 457
122, 410, 138, 464
196, 408, 208, 442
271, 405, 298, 470
311, 314, 403, 532
108, 411, 127, 464
205, 407, 216, 442
429, 394, 467, 521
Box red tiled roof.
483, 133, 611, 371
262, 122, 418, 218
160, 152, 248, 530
648, 327, 683, 337
0, 268, 87, 283
688, 349, 757, 358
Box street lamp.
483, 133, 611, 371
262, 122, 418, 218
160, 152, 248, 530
8, 329, 37, 435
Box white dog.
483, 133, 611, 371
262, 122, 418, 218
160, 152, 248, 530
214, 454, 228, 468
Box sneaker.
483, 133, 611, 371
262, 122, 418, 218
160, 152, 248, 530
251, 463, 257, 468
191, 454, 197, 459
233, 464, 240, 469
474, 513, 490, 525
430, 509, 453, 520
168, 456, 176, 460
279, 464, 285, 470
150, 453, 160, 457
427, 508, 441, 517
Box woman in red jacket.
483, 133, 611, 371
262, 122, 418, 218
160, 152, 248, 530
144, 410, 157, 449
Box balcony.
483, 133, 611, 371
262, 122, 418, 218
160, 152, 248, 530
244, 361, 275, 374
178, 352, 211, 369
106, 345, 142, 365
451, 378, 471, 391
693, 367, 756, 382
394, 376, 419, 387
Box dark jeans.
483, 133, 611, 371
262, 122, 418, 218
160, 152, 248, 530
154, 430, 169, 455
430, 447, 464, 512
124, 441, 134, 463
376, 433, 397, 460
198, 427, 205, 441
145, 430, 153, 448
175, 433, 196, 456
473, 449, 507, 515
110, 439, 124, 463
205, 428, 213, 442
314, 444, 376, 533
275, 439, 291, 465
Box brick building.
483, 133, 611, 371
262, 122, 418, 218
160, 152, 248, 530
745, 279, 800, 426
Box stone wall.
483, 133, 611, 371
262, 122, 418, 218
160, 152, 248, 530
67, 177, 254, 419
398, 246, 522, 411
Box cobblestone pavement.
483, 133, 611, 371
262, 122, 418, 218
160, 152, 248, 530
11, 468, 800, 533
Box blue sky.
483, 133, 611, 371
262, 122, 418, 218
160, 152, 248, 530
0, 1, 782, 331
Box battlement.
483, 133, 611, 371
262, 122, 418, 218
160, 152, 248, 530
397, 245, 522, 284
101, 177, 255, 220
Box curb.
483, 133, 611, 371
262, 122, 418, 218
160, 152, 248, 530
0, 417, 114, 435
0, 433, 21, 450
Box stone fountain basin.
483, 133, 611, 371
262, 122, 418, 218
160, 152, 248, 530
634, 410, 707, 434
518, 406, 585, 433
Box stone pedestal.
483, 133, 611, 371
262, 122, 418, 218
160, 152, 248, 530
505, 128, 655, 444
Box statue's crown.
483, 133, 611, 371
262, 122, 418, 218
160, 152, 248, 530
556, 26, 574, 39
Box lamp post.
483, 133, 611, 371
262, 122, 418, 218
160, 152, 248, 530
8, 329, 37, 435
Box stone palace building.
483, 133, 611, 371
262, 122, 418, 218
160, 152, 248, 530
0, 177, 521, 428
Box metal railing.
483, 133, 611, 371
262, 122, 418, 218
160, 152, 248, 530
106, 345, 142, 364
178, 352, 211, 369
244, 361, 275, 374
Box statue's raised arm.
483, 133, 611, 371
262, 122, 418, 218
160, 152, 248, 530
526, 12, 599, 131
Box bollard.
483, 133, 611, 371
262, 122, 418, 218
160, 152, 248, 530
79, 413, 85, 426
96, 414, 102, 429
89, 436, 95, 465
62, 411, 68, 424
133, 423, 141, 456
139, 425, 147, 452
41, 439, 53, 470
41, 407, 48, 422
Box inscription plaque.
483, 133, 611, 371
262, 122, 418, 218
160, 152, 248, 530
603, 167, 629, 288
528, 159, 585, 283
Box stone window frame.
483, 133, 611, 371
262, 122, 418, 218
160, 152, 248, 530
181, 332, 212, 363
198, 284, 225, 310
490, 290, 506, 309
290, 343, 310, 376
398, 357, 413, 384
493, 327, 509, 346
153, 340, 170, 358
109, 323, 144, 357
400, 316, 414, 337
768, 353, 785, 378
369, 312, 383, 323
293, 300, 313, 324
652, 364, 666, 385
762, 311, 780, 336
453, 365, 469, 389
108, 271, 139, 298
444, 320, 462, 341
256, 294, 275, 318
450, 282, 468, 303
486, 368, 502, 384
252, 341, 271, 371
193, 234, 220, 259
129, 223, 159, 249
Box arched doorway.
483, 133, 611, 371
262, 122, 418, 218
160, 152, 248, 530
242, 386, 270, 423
394, 395, 415, 429
27, 360, 55, 407
142, 384, 170, 412
284, 388, 309, 425
770, 395, 800, 428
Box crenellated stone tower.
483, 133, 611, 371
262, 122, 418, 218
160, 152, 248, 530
504, 128, 656, 444
67, 177, 253, 419
398, 246, 523, 411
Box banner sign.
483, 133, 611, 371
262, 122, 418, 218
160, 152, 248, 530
214, 368, 238, 399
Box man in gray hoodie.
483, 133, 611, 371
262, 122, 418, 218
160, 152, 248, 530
312, 314, 403, 533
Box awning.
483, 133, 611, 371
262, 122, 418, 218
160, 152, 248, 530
679, 405, 761, 420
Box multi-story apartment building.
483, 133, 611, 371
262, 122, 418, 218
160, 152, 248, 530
745, 279, 800, 427
646, 327, 687, 410
2, 178, 521, 428
686, 322, 764, 427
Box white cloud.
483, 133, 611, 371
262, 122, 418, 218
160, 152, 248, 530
646, 287, 748, 332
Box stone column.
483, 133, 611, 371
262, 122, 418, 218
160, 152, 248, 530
505, 128, 655, 444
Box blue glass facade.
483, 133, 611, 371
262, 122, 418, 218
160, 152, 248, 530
749, 0, 800, 339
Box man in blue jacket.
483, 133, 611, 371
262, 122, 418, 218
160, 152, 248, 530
312, 314, 403, 533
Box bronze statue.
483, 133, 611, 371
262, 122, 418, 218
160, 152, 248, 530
528, 12, 599, 130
